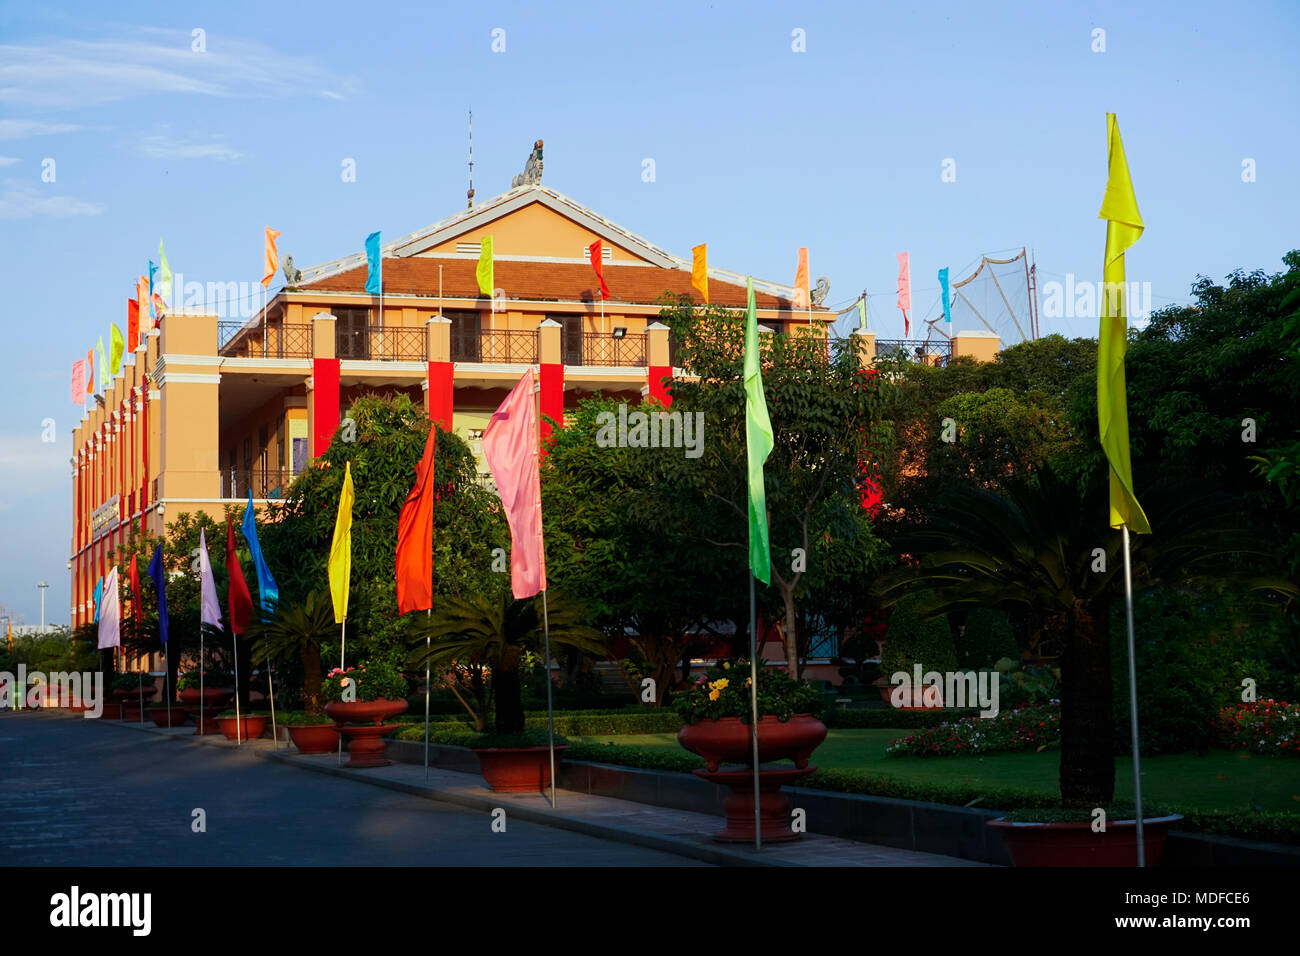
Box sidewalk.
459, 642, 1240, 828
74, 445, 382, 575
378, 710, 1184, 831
88, 714, 988, 868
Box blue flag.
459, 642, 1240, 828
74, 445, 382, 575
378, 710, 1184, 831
364, 231, 382, 295
146, 544, 170, 645
242, 490, 279, 618
148, 260, 158, 320
938, 267, 952, 324
92, 577, 103, 623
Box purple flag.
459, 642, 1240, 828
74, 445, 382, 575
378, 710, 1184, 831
199, 528, 222, 632
97, 566, 120, 649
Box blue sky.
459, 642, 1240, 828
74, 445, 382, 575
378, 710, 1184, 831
1, 0, 1297, 626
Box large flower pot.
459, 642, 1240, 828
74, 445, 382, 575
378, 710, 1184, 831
876, 677, 942, 709
325, 698, 408, 768
677, 714, 827, 772
149, 707, 186, 728
287, 723, 341, 754
215, 714, 268, 742
473, 746, 570, 793
179, 688, 233, 735
987, 815, 1183, 867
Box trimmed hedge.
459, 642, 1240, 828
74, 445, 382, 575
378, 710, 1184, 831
566, 742, 706, 773
958, 609, 1018, 670
394, 708, 684, 738
822, 707, 980, 729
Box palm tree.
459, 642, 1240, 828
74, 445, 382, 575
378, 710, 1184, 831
248, 591, 336, 719
879, 467, 1283, 807
408, 592, 604, 734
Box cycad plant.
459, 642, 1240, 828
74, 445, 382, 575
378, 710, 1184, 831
248, 591, 336, 719
408, 591, 604, 735
880, 467, 1281, 806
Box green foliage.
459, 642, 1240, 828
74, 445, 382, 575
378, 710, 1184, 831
821, 707, 980, 729
1000, 804, 1172, 823
672, 660, 822, 724
1, 628, 97, 675
1216, 699, 1300, 755
248, 590, 336, 717
177, 666, 234, 691
880, 593, 957, 675
393, 724, 568, 749
958, 608, 1019, 669
321, 661, 409, 703
884, 702, 1060, 757
565, 741, 706, 773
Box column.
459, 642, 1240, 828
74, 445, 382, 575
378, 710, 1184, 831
852, 328, 877, 368
951, 330, 1000, 363
157, 312, 221, 504
645, 321, 672, 406
537, 319, 563, 455
425, 315, 453, 430
308, 312, 339, 459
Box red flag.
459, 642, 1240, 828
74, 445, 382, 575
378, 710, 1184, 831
225, 515, 254, 635
127, 297, 140, 352
482, 369, 547, 598
589, 240, 609, 299
137, 277, 150, 333
395, 423, 438, 614
128, 554, 143, 623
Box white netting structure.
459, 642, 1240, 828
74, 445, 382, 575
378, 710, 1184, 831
940, 248, 1039, 345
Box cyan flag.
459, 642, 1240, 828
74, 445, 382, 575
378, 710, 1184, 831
92, 577, 103, 623
146, 544, 170, 645
242, 490, 279, 618
148, 260, 158, 320
938, 267, 952, 324
364, 231, 382, 295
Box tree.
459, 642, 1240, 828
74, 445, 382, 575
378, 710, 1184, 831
248, 591, 336, 717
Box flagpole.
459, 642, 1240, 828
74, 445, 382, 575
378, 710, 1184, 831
233, 631, 242, 745
267, 658, 278, 750
199, 629, 205, 735
137, 664, 143, 723
535, 375, 556, 809
338, 615, 346, 765
424, 609, 431, 780
1121, 523, 1145, 866
261, 285, 267, 359
164, 640, 172, 729
749, 576, 761, 850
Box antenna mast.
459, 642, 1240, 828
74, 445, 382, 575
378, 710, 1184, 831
467, 109, 475, 209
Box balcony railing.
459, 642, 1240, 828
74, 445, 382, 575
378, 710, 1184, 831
580, 332, 647, 367
222, 469, 295, 500
365, 326, 427, 361
452, 329, 539, 364
218, 322, 312, 359
874, 339, 952, 367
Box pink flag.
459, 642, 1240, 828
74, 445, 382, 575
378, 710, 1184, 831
71, 360, 86, 405
896, 252, 911, 337
794, 248, 810, 309
482, 368, 547, 598
97, 566, 120, 649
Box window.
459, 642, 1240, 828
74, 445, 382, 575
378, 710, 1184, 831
448, 311, 482, 361
335, 308, 370, 358
559, 316, 583, 365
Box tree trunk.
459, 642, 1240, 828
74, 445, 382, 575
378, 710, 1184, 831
235, 635, 253, 711
302, 643, 324, 719
779, 583, 800, 675
494, 645, 525, 734
1058, 598, 1115, 807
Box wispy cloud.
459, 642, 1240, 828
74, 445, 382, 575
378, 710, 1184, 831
0, 119, 80, 140
0, 30, 362, 110
0, 183, 102, 220
140, 134, 242, 162
0, 157, 19, 167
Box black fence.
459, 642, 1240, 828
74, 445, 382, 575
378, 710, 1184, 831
874, 338, 952, 366
222, 469, 294, 499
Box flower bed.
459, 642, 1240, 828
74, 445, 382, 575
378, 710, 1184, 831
1216, 699, 1300, 755
674, 661, 821, 724
883, 702, 1060, 757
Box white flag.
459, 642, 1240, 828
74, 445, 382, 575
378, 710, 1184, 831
199, 528, 223, 632
97, 566, 120, 649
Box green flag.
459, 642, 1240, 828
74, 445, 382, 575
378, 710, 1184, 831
109, 323, 125, 375
744, 277, 774, 584
857, 296, 867, 330
157, 240, 173, 306
96, 336, 107, 391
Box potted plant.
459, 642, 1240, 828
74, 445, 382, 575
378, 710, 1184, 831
408, 591, 603, 792
248, 591, 339, 753
214, 709, 270, 742
110, 672, 157, 720
987, 805, 1183, 867
177, 666, 235, 734
322, 660, 410, 767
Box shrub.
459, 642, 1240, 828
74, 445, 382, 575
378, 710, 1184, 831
673, 661, 821, 724
958, 609, 1019, 669
1215, 699, 1300, 755
823, 707, 980, 729
996, 662, 1060, 709
177, 667, 235, 691
881, 594, 957, 677
321, 660, 409, 703
884, 702, 1060, 757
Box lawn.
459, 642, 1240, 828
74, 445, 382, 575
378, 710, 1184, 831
579, 729, 1300, 814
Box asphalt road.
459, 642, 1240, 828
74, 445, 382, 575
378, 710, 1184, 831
0, 712, 708, 867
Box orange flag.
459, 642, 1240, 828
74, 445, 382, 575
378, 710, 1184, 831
136, 276, 150, 334
127, 297, 139, 352
691, 244, 709, 303
395, 423, 437, 614
85, 349, 94, 392
263, 227, 281, 288
589, 239, 609, 299
794, 247, 810, 309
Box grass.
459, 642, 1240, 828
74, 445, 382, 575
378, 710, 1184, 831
578, 729, 1300, 814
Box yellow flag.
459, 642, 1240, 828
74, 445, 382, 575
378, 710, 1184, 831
476, 235, 494, 297
1097, 113, 1150, 534
109, 323, 125, 376
691, 244, 709, 303
327, 461, 354, 623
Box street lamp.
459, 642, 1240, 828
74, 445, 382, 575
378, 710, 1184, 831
37, 581, 49, 635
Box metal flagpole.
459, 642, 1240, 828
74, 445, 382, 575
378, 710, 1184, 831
137, 662, 144, 723
164, 640, 172, 729
542, 588, 555, 809
199, 630, 205, 735
233, 631, 243, 745
338, 616, 346, 765
267, 659, 278, 750
261, 286, 267, 358
1121, 524, 1145, 866
424, 609, 431, 780
749, 577, 761, 850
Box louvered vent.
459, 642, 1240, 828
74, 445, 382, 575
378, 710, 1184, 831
456, 242, 482, 254
583, 244, 613, 261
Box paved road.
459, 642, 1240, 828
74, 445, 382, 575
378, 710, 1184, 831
0, 713, 708, 867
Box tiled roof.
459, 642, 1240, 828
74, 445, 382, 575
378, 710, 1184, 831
300, 257, 826, 313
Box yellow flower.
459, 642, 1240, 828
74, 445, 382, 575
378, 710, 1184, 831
340, 677, 352, 687
713, 678, 729, 691
708, 689, 721, 701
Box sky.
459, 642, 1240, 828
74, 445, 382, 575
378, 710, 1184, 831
0, 0, 1297, 626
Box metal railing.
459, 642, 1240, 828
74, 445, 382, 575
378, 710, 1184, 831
453, 330, 539, 364
218, 322, 312, 359
874, 339, 952, 366
222, 469, 295, 499
580, 332, 647, 367
366, 326, 426, 361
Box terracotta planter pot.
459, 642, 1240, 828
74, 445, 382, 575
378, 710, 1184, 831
178, 687, 233, 709
325, 698, 408, 768
215, 714, 268, 741
988, 815, 1183, 867
324, 698, 409, 726
677, 714, 827, 772
149, 707, 186, 728
112, 686, 157, 702
287, 723, 341, 754
473, 746, 570, 793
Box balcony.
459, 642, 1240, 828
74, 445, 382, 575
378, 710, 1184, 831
222, 468, 295, 499
451, 329, 539, 364
874, 339, 952, 367
218, 322, 312, 359
577, 332, 647, 367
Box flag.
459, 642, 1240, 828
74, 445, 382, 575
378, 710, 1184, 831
225, 515, 254, 635
589, 240, 610, 299
71, 360, 85, 404
262, 227, 281, 288
896, 252, 911, 337
128, 554, 142, 624
328, 461, 355, 623
794, 248, 810, 309
146, 544, 169, 645
198, 528, 222, 633
744, 278, 774, 585
1098, 112, 1151, 535
109, 323, 125, 375
691, 244, 709, 303
96, 567, 120, 650
938, 267, 952, 324
96, 337, 107, 390
364, 231, 381, 295
137, 276, 150, 333
85, 349, 94, 393
157, 241, 172, 311
857, 297, 867, 330
241, 491, 278, 617
127, 297, 139, 352
482, 368, 546, 599
395, 423, 437, 614
148, 260, 157, 322
92, 576, 103, 623
476, 235, 494, 297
